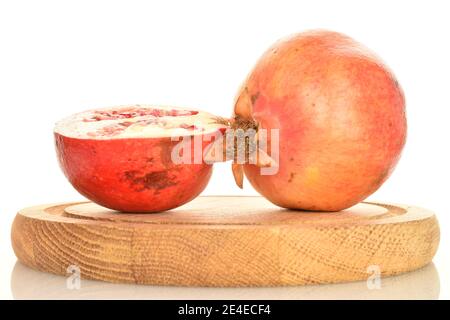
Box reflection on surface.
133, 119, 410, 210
11, 261, 439, 300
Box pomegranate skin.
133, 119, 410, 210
55, 134, 213, 212
237, 30, 407, 211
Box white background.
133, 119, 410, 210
1, 0, 449, 299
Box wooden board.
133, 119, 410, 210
11, 196, 440, 287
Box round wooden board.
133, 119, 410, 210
11, 196, 440, 287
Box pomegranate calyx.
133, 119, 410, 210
234, 86, 254, 119
204, 111, 276, 188
232, 163, 244, 189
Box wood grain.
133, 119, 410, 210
11, 196, 440, 287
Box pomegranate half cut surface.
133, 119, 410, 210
55, 105, 226, 212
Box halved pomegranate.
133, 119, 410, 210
55, 105, 226, 212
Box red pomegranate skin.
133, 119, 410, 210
55, 134, 214, 212
237, 30, 407, 211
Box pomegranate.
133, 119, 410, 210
212, 30, 407, 211
55, 105, 226, 212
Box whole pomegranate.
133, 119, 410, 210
230, 30, 407, 211
55, 105, 226, 212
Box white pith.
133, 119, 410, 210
54, 105, 225, 139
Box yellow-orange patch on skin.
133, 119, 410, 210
304, 166, 320, 185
